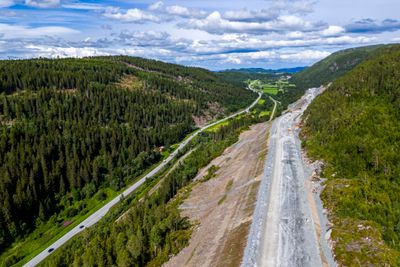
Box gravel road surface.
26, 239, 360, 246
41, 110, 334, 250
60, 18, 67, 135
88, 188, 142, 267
242, 88, 335, 267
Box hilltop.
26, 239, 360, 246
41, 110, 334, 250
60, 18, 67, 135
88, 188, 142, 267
292, 44, 399, 89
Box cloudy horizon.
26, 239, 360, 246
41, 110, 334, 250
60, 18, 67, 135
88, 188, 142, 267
0, 0, 399, 70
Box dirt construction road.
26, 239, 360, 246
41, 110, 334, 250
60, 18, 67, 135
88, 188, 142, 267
242, 88, 336, 267
165, 122, 270, 267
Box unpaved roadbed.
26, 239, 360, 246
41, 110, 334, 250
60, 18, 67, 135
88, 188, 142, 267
242, 88, 336, 267
164, 122, 270, 267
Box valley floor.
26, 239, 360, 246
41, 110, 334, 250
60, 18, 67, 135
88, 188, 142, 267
165, 122, 270, 267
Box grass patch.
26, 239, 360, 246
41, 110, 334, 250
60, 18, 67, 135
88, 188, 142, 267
205, 120, 231, 132
225, 179, 234, 192
201, 165, 220, 182
257, 99, 265, 105
218, 194, 227, 205
116, 75, 143, 90
216, 221, 251, 267
259, 111, 270, 117
262, 86, 279, 95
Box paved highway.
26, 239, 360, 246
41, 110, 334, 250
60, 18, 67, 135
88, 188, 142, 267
25, 89, 261, 267
242, 87, 335, 267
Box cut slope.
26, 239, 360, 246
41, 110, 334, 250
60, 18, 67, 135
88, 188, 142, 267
301, 45, 400, 265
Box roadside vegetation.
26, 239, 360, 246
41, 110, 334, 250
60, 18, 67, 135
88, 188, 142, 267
301, 45, 400, 265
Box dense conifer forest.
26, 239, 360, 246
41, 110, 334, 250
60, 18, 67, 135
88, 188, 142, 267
0, 57, 255, 255
301, 46, 400, 265
39, 106, 265, 267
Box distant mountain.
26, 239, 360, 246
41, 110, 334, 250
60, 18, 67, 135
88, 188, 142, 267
302, 45, 400, 265
292, 44, 399, 89
220, 67, 306, 74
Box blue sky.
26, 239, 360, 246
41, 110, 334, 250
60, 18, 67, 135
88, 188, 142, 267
0, 0, 399, 70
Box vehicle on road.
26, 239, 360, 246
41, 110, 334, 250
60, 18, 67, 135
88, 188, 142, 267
47, 248, 54, 253
79, 225, 84, 229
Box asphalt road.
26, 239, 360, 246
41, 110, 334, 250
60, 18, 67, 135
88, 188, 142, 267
25, 89, 261, 267
268, 96, 278, 122
242, 87, 334, 267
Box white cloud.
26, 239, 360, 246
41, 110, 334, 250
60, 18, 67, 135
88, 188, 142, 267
286, 31, 304, 39
321, 25, 345, 37
61, 3, 104, 10
186, 11, 324, 34
280, 50, 331, 60
149, 1, 164, 11
165, 5, 190, 16
25, 44, 109, 58
175, 49, 331, 66
25, 0, 60, 8
148, 1, 206, 19
183, 33, 375, 55
0, 0, 15, 7
223, 8, 278, 22
104, 7, 160, 23
0, 23, 79, 39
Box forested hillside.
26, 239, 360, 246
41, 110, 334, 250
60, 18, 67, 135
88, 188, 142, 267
40, 112, 259, 267
291, 44, 398, 89
0, 57, 255, 254
302, 46, 400, 265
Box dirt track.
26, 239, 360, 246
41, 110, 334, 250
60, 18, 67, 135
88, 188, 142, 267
164, 122, 270, 267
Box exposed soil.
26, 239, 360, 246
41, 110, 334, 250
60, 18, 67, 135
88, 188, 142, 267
164, 122, 270, 267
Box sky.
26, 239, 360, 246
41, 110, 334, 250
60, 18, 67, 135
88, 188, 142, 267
0, 0, 399, 70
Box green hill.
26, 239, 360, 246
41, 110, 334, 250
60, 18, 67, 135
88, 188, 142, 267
0, 56, 255, 255
302, 45, 400, 265
292, 44, 399, 89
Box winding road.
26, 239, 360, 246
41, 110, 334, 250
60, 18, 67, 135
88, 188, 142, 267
25, 88, 262, 267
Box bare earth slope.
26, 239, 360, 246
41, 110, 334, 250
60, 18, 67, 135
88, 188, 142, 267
165, 122, 270, 267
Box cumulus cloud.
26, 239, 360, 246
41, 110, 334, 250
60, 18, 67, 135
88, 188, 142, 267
176, 49, 330, 66
25, 0, 60, 8
280, 50, 331, 60
345, 18, 400, 34
185, 11, 325, 34
104, 7, 161, 23
184, 33, 374, 55
223, 8, 278, 22
321, 25, 345, 37
148, 1, 207, 19
25, 44, 109, 58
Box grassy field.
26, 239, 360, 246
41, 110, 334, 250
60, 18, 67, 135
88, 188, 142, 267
261, 79, 296, 95
205, 119, 231, 132
259, 111, 270, 117
262, 86, 279, 95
